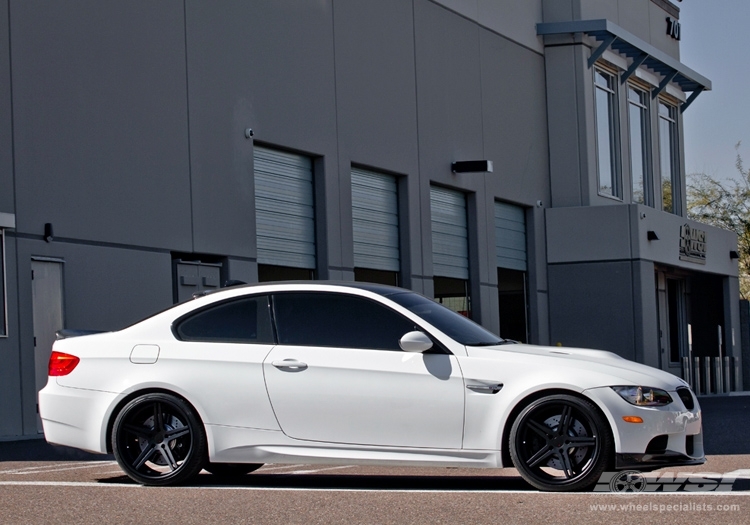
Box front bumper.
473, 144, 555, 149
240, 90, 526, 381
616, 451, 706, 471
585, 385, 705, 468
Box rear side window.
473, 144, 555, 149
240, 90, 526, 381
175, 295, 274, 344
272, 292, 416, 351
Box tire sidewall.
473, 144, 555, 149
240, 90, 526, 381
509, 394, 612, 492
112, 392, 207, 486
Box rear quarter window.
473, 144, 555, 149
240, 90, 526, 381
174, 295, 275, 344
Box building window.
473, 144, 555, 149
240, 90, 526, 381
628, 85, 651, 206
594, 68, 620, 199
658, 101, 680, 214
351, 167, 400, 286
430, 186, 470, 317
254, 146, 316, 280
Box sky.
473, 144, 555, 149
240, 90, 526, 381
680, 0, 750, 181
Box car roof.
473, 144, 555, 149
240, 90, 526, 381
196, 280, 410, 300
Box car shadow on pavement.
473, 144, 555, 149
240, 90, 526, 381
97, 472, 750, 492
99, 472, 536, 491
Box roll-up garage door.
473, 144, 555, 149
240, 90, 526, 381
351, 168, 400, 272
430, 186, 468, 279
254, 146, 316, 269
495, 201, 526, 271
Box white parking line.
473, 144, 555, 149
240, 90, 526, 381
0, 463, 70, 474
281, 465, 356, 475
0, 461, 117, 475
254, 464, 305, 472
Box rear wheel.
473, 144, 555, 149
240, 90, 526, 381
509, 394, 612, 492
112, 393, 206, 486
204, 463, 263, 478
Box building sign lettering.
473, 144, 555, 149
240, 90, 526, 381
666, 17, 681, 40
679, 224, 706, 264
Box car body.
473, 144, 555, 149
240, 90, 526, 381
39, 281, 704, 491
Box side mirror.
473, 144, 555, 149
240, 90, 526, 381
399, 331, 433, 353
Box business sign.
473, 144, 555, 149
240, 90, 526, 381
679, 224, 706, 264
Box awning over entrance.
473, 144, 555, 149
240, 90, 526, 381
536, 19, 711, 112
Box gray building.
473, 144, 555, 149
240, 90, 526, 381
0, 0, 741, 440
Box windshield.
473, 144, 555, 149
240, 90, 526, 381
387, 292, 504, 346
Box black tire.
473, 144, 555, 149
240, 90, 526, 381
509, 394, 612, 492
112, 393, 207, 486
204, 463, 263, 478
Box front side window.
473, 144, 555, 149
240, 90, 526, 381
175, 295, 275, 344
272, 292, 417, 351
659, 101, 680, 214
628, 85, 651, 205
594, 68, 620, 198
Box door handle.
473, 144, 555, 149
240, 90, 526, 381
272, 359, 308, 372
466, 383, 503, 394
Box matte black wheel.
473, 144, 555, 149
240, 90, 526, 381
509, 394, 612, 492
112, 393, 207, 486
204, 463, 263, 478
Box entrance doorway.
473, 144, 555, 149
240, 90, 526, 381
31, 259, 64, 432
655, 271, 688, 374
497, 267, 528, 343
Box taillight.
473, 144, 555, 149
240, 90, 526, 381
49, 351, 80, 376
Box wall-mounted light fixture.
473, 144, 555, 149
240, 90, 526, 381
44, 223, 54, 243
730, 250, 740, 259
451, 160, 493, 173
647, 230, 659, 241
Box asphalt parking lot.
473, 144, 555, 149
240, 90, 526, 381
1, 395, 749, 525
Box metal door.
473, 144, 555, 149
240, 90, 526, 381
351, 168, 400, 272
32, 259, 64, 432
254, 146, 316, 269
430, 186, 468, 279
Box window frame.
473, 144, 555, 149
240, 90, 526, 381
658, 99, 681, 215
627, 83, 652, 206
593, 66, 622, 200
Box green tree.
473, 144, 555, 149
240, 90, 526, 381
687, 143, 750, 298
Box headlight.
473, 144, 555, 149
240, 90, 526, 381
611, 386, 673, 406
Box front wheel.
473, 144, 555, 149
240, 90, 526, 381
509, 394, 612, 492
112, 393, 207, 486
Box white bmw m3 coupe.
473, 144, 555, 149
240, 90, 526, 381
39, 282, 704, 491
